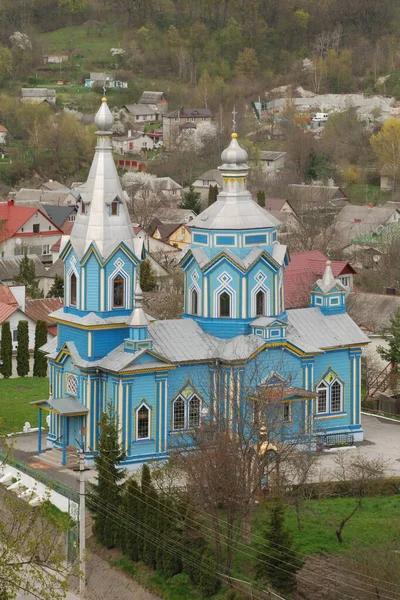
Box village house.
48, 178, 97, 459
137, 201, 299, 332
21, 88, 56, 104
122, 104, 158, 123
41, 205, 78, 235
287, 183, 348, 216
150, 218, 191, 250
85, 72, 128, 89
0, 257, 54, 296
39, 180, 70, 192
0, 125, 8, 144
249, 151, 286, 174
124, 176, 183, 203
264, 198, 300, 240
192, 169, 223, 200
112, 130, 162, 155
14, 187, 79, 206
163, 106, 214, 150
284, 250, 356, 309
138, 91, 168, 114
42, 54, 68, 64
0, 200, 62, 264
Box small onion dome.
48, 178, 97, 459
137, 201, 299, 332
220, 132, 248, 165
94, 97, 113, 131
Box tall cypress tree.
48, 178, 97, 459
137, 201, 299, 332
208, 184, 218, 206
143, 485, 159, 568
88, 411, 126, 549
122, 478, 142, 562
256, 498, 303, 594
0, 321, 12, 379
16, 320, 29, 377
33, 320, 48, 377
257, 190, 265, 207
179, 185, 201, 215
140, 259, 156, 292
14, 255, 43, 299
182, 507, 206, 584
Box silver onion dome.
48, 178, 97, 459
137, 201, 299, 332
94, 97, 113, 131
220, 133, 248, 165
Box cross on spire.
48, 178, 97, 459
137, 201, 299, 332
102, 83, 107, 97
232, 106, 237, 133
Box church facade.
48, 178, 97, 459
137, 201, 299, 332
34, 99, 368, 467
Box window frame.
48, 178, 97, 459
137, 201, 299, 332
330, 380, 342, 413
136, 404, 150, 440
255, 289, 266, 317
219, 291, 231, 318
281, 403, 291, 423
173, 397, 186, 431
316, 381, 328, 414
112, 275, 125, 308
191, 288, 198, 315
110, 201, 119, 216
42, 244, 50, 255
188, 396, 201, 429
70, 272, 77, 306
66, 373, 78, 396
32, 223, 40, 234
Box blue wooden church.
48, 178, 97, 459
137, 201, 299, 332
34, 99, 368, 466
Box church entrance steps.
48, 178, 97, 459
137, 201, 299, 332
35, 446, 78, 469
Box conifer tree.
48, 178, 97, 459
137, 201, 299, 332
257, 190, 265, 207
122, 478, 141, 562
33, 320, 48, 377
16, 320, 29, 377
143, 485, 159, 568
14, 255, 43, 299
182, 507, 206, 584
378, 308, 400, 365
208, 184, 218, 206
47, 275, 64, 298
199, 552, 220, 596
179, 185, 201, 215
256, 498, 302, 594
140, 259, 156, 292
88, 411, 126, 549
0, 321, 12, 379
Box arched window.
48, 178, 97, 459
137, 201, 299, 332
137, 405, 150, 439
113, 275, 124, 307
317, 382, 327, 414
256, 290, 265, 316
111, 201, 119, 216
219, 291, 230, 317
188, 396, 200, 428
191, 289, 198, 315
173, 397, 185, 430
70, 272, 77, 306
331, 381, 342, 413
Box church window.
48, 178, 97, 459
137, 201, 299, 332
111, 201, 119, 216
191, 289, 198, 315
256, 290, 265, 316
282, 403, 291, 422
113, 276, 124, 307
66, 373, 78, 396
331, 380, 342, 412
81, 202, 87, 215
188, 396, 200, 428
173, 397, 185, 430
137, 405, 150, 439
219, 291, 230, 317
317, 382, 327, 413
70, 272, 77, 306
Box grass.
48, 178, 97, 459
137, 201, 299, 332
251, 495, 400, 557
0, 377, 49, 433
345, 183, 393, 205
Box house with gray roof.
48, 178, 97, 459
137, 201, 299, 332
138, 91, 168, 114
122, 104, 158, 123
112, 130, 162, 155
21, 88, 56, 104
249, 151, 286, 175
163, 106, 214, 149
192, 169, 224, 200
85, 72, 127, 89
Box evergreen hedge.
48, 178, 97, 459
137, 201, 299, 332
0, 321, 12, 378
16, 320, 29, 377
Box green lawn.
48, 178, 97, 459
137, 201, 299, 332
0, 377, 49, 433
345, 183, 393, 205
37, 24, 118, 64
252, 495, 400, 557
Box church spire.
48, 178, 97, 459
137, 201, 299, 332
68, 98, 137, 260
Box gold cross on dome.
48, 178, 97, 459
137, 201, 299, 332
232, 106, 237, 133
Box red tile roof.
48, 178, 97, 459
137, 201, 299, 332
0, 202, 62, 242
265, 198, 287, 211
0, 285, 17, 306
0, 302, 18, 323
285, 251, 356, 309
24, 298, 63, 326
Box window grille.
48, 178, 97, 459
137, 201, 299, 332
66, 373, 78, 396
317, 382, 327, 413
331, 381, 342, 412
188, 396, 200, 428
137, 405, 149, 439
173, 397, 185, 430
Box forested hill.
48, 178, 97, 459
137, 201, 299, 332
1, 0, 400, 99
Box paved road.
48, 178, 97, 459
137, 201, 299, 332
16, 591, 79, 599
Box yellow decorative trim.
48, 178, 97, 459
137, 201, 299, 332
314, 413, 347, 420
51, 317, 129, 330
118, 366, 176, 375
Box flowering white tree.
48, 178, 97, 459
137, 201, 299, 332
177, 121, 217, 153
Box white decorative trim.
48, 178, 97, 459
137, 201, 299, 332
67, 257, 80, 308
189, 269, 201, 315
203, 277, 208, 317
100, 269, 105, 311
213, 271, 236, 318
242, 277, 247, 319
135, 401, 151, 440
88, 331, 92, 357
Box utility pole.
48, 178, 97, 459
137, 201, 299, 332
79, 450, 86, 596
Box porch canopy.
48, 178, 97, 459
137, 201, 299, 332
31, 397, 88, 465
251, 384, 317, 403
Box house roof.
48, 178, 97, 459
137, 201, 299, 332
41, 205, 75, 228
156, 208, 195, 223
334, 204, 400, 248
0, 125, 8, 133
31, 396, 88, 416
14, 188, 73, 205
265, 198, 288, 212
47, 258, 63, 277
151, 219, 183, 241
24, 298, 64, 326
284, 251, 355, 309
258, 151, 286, 161
123, 104, 156, 116
0, 285, 17, 305
0, 203, 41, 242
287, 184, 347, 207
0, 256, 49, 281
90, 72, 114, 81
139, 91, 165, 104
113, 132, 144, 142
41, 180, 69, 191
347, 291, 400, 334
165, 106, 214, 119
0, 302, 18, 323
21, 88, 56, 97
195, 169, 223, 187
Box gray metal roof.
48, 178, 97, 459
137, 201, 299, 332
195, 169, 223, 187
69, 100, 142, 260
334, 204, 400, 248
21, 88, 56, 97
42, 205, 75, 227
257, 151, 286, 161
149, 319, 218, 362
31, 396, 88, 415
347, 291, 400, 334
0, 256, 49, 281
286, 308, 369, 353
123, 103, 156, 116
139, 91, 165, 103
14, 188, 72, 204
